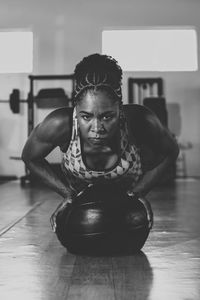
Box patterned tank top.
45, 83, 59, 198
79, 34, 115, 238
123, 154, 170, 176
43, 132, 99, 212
61, 108, 143, 194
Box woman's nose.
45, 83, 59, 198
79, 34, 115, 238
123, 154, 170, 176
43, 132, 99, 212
91, 119, 104, 133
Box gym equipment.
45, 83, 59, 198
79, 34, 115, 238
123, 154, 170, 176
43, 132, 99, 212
128, 77, 164, 105
9, 89, 22, 113
55, 184, 151, 255
35, 88, 69, 108
0, 89, 25, 114
25, 74, 75, 136
2, 73, 74, 116
8, 86, 72, 113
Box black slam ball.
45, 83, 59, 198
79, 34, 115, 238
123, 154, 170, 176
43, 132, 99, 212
55, 184, 151, 254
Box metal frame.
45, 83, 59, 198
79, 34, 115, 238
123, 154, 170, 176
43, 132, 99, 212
128, 77, 164, 104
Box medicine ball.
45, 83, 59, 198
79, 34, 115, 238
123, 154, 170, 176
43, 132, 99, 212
55, 184, 151, 255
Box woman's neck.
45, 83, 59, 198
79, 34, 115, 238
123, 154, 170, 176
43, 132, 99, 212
81, 130, 121, 171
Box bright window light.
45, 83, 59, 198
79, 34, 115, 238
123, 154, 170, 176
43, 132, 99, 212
102, 28, 198, 71
0, 31, 33, 73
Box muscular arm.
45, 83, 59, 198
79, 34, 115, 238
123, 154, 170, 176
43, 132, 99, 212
125, 105, 179, 197
21, 108, 74, 200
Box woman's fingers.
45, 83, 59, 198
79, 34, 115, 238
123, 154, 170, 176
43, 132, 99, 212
50, 201, 69, 232
138, 197, 154, 229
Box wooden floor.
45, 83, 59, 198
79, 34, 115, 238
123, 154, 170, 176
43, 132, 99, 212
0, 179, 200, 300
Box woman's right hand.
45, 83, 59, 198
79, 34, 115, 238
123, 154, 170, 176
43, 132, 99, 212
50, 193, 74, 232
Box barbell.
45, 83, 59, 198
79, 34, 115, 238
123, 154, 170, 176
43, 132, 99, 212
9, 89, 24, 113
1, 87, 72, 114
0, 89, 25, 114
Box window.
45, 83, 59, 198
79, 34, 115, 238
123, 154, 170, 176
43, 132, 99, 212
102, 28, 198, 71
0, 31, 33, 73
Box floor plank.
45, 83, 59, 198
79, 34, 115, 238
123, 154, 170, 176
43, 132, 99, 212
111, 252, 153, 300
146, 238, 200, 300
67, 256, 115, 300
0, 181, 53, 235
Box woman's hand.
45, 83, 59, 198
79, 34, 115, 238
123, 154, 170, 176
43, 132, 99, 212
50, 185, 93, 232
127, 191, 153, 229
137, 197, 154, 229
50, 194, 74, 232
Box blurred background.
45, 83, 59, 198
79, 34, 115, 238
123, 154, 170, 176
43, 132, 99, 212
0, 0, 199, 182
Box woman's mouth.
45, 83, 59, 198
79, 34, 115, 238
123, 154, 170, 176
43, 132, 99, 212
88, 137, 106, 144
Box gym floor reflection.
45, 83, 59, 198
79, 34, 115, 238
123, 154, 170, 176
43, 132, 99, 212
0, 179, 200, 299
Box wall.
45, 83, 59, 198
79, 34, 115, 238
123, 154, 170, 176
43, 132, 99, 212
0, 0, 199, 177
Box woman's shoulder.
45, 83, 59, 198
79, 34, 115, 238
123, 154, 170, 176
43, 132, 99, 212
123, 104, 164, 145
123, 103, 162, 127
123, 104, 150, 133
43, 107, 73, 126
36, 107, 74, 146
123, 104, 152, 120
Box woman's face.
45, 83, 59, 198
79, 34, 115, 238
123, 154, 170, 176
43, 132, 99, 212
76, 89, 120, 147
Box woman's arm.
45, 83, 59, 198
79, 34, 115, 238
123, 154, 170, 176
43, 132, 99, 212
21, 108, 75, 201
133, 136, 179, 197
130, 107, 179, 197
125, 106, 179, 229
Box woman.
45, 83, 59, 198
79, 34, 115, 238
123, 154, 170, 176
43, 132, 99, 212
22, 53, 179, 235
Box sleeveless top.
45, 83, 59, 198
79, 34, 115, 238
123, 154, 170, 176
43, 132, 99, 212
61, 108, 143, 194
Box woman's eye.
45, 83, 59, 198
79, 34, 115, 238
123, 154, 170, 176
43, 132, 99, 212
103, 115, 112, 121
82, 115, 90, 121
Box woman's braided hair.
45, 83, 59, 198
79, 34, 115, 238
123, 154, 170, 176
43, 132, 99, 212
73, 53, 123, 106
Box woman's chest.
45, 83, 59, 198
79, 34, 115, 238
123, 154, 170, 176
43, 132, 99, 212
83, 150, 119, 171
81, 138, 120, 171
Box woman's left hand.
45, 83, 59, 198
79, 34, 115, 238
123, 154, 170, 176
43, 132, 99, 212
127, 191, 153, 229
137, 197, 154, 229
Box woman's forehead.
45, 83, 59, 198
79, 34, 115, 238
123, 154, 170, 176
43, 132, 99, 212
77, 90, 119, 110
